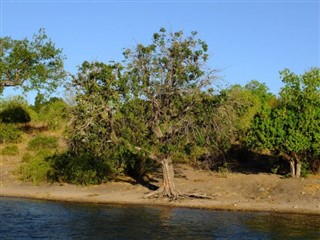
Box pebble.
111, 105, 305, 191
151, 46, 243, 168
233, 203, 237, 207
293, 205, 298, 209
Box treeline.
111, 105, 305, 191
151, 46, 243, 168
0, 29, 319, 193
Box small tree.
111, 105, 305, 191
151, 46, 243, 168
0, 29, 66, 95
246, 68, 320, 177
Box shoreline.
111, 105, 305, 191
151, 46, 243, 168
1, 181, 320, 215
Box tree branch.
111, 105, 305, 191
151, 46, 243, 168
1, 81, 18, 87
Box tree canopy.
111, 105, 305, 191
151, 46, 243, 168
0, 29, 66, 95
245, 67, 320, 177
68, 28, 221, 198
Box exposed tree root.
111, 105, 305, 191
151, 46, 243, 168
144, 189, 215, 201
183, 193, 215, 200
144, 186, 180, 200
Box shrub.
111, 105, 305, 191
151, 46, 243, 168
0, 97, 31, 124
36, 98, 68, 130
1, 145, 19, 155
19, 151, 54, 185
0, 123, 22, 143
301, 161, 311, 178
48, 152, 115, 185
0, 106, 31, 124
27, 135, 58, 151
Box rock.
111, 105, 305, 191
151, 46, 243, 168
293, 205, 298, 209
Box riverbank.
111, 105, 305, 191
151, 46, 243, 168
1, 164, 320, 215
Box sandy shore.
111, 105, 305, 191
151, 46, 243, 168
1, 165, 320, 215
1, 181, 319, 215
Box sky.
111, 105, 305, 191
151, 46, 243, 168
1, 0, 319, 103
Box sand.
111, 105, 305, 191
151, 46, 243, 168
1, 163, 320, 215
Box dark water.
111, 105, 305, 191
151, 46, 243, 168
1, 197, 319, 240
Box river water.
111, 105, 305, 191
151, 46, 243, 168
1, 197, 319, 240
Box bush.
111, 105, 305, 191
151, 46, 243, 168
0, 123, 22, 143
48, 152, 115, 185
36, 98, 68, 130
19, 150, 54, 185
0, 106, 31, 124
27, 135, 58, 151
0, 97, 31, 124
301, 161, 311, 178
1, 145, 19, 156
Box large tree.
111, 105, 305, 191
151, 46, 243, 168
69, 28, 219, 198
245, 68, 320, 177
0, 29, 66, 95
122, 28, 219, 198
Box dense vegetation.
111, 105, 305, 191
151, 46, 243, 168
1, 29, 319, 194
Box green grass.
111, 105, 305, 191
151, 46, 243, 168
19, 150, 54, 185
1, 145, 19, 156
27, 135, 58, 151
0, 123, 22, 143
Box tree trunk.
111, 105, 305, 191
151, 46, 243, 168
145, 156, 179, 199
160, 157, 179, 198
295, 161, 301, 178
289, 160, 296, 177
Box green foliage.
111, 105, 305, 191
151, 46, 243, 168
1, 144, 19, 155
0, 29, 66, 95
19, 150, 54, 185
36, 96, 68, 130
120, 28, 218, 157
218, 81, 276, 143
0, 123, 22, 143
27, 135, 58, 151
0, 106, 30, 124
300, 161, 311, 178
48, 152, 116, 185
66, 28, 221, 184
245, 68, 320, 174
0, 96, 31, 124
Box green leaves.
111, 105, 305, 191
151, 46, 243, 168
68, 28, 220, 180
0, 28, 66, 95
245, 68, 320, 171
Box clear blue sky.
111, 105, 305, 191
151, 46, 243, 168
1, 0, 319, 102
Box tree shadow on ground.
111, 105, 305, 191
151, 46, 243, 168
224, 145, 289, 175
121, 174, 159, 191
